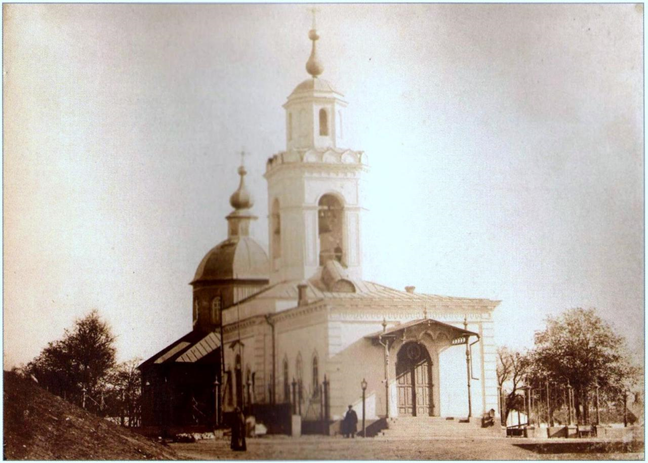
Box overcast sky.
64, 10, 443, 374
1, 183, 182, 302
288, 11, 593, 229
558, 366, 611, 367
4, 4, 643, 368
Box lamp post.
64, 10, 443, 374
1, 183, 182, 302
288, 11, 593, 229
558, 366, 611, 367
214, 378, 220, 429
361, 378, 368, 438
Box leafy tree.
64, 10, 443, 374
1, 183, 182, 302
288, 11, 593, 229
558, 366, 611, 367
528, 308, 639, 424
496, 346, 530, 423
104, 358, 142, 427
25, 310, 116, 412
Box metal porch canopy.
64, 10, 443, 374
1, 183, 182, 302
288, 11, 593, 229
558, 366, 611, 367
365, 318, 479, 345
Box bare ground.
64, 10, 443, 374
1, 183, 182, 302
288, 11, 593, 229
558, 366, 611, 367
170, 435, 645, 460
3, 371, 178, 460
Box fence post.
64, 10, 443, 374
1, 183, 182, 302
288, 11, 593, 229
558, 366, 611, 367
324, 375, 330, 429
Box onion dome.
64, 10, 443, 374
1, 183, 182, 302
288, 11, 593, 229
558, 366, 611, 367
191, 164, 269, 285
229, 165, 253, 210
191, 237, 269, 283
306, 28, 324, 78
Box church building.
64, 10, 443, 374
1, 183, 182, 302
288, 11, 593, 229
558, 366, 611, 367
140, 21, 499, 435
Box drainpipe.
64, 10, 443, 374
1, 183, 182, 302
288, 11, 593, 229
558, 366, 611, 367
465, 337, 472, 419
378, 319, 391, 419
264, 315, 276, 405
463, 317, 481, 419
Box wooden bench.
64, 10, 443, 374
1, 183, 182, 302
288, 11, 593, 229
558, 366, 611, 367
576, 425, 596, 438
506, 425, 527, 438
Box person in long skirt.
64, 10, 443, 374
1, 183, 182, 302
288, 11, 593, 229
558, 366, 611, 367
230, 407, 247, 451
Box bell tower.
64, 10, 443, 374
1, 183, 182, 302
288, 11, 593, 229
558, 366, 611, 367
265, 16, 367, 285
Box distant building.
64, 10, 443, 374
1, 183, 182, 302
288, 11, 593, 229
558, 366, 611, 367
140, 22, 499, 433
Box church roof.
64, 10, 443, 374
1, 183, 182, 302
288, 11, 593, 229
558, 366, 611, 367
191, 236, 269, 284
235, 277, 498, 310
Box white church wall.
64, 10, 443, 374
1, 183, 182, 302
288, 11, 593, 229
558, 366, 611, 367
438, 344, 469, 418
326, 319, 387, 420
275, 311, 329, 408
480, 319, 499, 416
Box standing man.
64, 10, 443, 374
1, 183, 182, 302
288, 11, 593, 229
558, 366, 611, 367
344, 405, 358, 439
230, 407, 247, 451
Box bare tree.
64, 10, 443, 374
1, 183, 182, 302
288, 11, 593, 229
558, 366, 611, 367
105, 358, 142, 427
497, 346, 529, 423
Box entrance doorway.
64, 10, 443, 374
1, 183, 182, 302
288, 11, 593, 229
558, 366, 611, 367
396, 342, 434, 416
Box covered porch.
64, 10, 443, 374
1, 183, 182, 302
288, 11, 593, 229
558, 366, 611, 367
365, 318, 481, 420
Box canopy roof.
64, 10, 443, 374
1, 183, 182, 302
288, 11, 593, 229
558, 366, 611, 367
365, 318, 479, 345
139, 330, 221, 370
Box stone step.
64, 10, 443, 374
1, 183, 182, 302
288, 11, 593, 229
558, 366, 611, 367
378, 417, 504, 439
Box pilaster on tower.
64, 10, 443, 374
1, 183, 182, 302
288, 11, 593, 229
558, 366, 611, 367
265, 21, 368, 285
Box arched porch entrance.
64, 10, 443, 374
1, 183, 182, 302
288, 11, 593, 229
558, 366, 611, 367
396, 342, 434, 417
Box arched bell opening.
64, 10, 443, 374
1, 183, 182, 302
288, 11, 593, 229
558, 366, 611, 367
318, 194, 344, 266
396, 342, 434, 417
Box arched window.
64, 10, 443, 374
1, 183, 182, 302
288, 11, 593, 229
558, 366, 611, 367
319, 108, 328, 136
296, 353, 303, 404
193, 299, 199, 325
272, 199, 281, 259
283, 357, 290, 403
318, 194, 344, 265
296, 353, 303, 381
288, 113, 293, 141
211, 296, 221, 324
312, 354, 319, 398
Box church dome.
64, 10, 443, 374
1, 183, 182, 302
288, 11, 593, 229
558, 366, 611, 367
229, 166, 253, 210
289, 78, 341, 98
192, 236, 269, 283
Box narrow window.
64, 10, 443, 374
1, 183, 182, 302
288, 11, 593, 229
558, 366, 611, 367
319, 108, 328, 136
312, 354, 319, 398
288, 113, 293, 141
296, 353, 303, 405
283, 358, 290, 403
211, 296, 221, 324
272, 199, 282, 258
338, 111, 343, 139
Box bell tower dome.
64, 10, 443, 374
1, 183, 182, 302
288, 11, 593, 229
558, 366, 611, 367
265, 18, 367, 285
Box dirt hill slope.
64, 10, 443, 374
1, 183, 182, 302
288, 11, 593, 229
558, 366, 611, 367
3, 371, 178, 460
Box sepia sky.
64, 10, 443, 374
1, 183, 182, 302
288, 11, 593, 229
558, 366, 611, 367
3, 3, 644, 368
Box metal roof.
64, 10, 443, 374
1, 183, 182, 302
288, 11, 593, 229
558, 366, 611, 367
191, 236, 269, 284
364, 318, 479, 343
139, 330, 221, 369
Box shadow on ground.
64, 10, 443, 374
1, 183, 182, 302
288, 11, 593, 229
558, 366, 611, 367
514, 441, 645, 455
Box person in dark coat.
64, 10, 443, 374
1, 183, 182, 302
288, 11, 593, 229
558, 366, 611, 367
230, 407, 247, 451
343, 405, 358, 438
